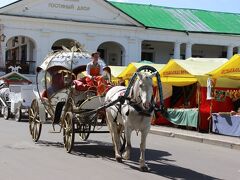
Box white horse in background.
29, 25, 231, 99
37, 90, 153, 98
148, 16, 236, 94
105, 72, 156, 172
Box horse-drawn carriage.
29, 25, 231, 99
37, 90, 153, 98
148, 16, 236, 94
28, 48, 164, 171
28, 49, 111, 151
0, 80, 35, 121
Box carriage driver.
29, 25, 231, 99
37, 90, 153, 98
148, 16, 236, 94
85, 51, 109, 95
86, 51, 104, 77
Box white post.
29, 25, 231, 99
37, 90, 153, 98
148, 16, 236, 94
227, 45, 233, 59
174, 41, 181, 59
185, 42, 192, 59
0, 24, 5, 71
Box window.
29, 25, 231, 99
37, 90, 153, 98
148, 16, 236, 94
141, 52, 153, 62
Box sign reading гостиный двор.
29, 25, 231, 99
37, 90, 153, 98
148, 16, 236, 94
48, 1, 90, 11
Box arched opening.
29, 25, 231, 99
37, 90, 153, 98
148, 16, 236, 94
5, 36, 36, 74
51, 38, 79, 51
142, 40, 174, 63
98, 41, 125, 66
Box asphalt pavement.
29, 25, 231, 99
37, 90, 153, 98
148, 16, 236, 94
150, 125, 240, 150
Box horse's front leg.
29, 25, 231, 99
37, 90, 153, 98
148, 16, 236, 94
122, 126, 132, 160
139, 129, 149, 172
106, 111, 122, 162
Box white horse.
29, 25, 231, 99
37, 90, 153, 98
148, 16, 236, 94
105, 72, 156, 171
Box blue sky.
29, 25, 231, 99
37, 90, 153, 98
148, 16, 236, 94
0, 0, 240, 13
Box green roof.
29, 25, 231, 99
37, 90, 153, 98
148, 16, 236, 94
110, 1, 240, 35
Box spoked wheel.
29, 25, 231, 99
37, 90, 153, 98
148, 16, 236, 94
3, 106, 10, 120
78, 123, 91, 141
15, 107, 22, 122
63, 112, 75, 153
28, 99, 42, 142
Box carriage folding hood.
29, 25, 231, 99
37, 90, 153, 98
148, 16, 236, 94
37, 51, 91, 72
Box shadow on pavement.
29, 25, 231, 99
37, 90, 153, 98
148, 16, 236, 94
35, 139, 221, 180
37, 140, 64, 149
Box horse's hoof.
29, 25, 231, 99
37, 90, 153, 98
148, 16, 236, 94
122, 152, 130, 160
140, 166, 149, 172
116, 156, 123, 163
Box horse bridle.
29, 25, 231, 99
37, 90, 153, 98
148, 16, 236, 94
127, 80, 155, 116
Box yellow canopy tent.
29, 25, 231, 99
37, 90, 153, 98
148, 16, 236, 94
160, 58, 229, 86
108, 66, 126, 78
118, 62, 165, 79
208, 54, 240, 80
108, 66, 126, 85
205, 54, 240, 99
117, 62, 166, 87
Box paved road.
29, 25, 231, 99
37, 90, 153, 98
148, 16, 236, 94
0, 117, 240, 180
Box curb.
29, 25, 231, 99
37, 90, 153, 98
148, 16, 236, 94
149, 129, 240, 151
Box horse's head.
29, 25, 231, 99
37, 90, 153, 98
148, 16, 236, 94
132, 72, 156, 111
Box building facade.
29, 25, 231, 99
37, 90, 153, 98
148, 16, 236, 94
0, 0, 240, 82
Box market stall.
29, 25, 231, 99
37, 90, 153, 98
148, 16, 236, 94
207, 54, 240, 136
0, 71, 32, 85
158, 57, 230, 131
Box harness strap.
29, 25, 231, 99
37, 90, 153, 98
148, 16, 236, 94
113, 103, 122, 123
126, 96, 155, 117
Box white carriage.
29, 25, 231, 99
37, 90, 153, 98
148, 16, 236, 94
28, 48, 111, 152
9, 84, 36, 121
0, 80, 35, 121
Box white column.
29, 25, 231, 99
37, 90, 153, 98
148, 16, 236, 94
174, 41, 181, 59
124, 38, 141, 65
227, 45, 233, 59
0, 42, 4, 70
185, 42, 192, 59
36, 35, 52, 67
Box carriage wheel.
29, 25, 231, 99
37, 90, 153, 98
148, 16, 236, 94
15, 107, 22, 122
28, 99, 42, 142
63, 112, 75, 153
78, 124, 91, 141
3, 106, 10, 120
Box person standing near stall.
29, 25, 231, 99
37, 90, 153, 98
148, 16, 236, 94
230, 97, 240, 115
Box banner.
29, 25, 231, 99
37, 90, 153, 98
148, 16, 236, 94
206, 78, 216, 100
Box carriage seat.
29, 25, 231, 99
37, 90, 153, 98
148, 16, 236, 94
73, 78, 92, 91
73, 76, 112, 96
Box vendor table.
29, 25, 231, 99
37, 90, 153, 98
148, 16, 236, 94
166, 108, 198, 128
212, 113, 240, 137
